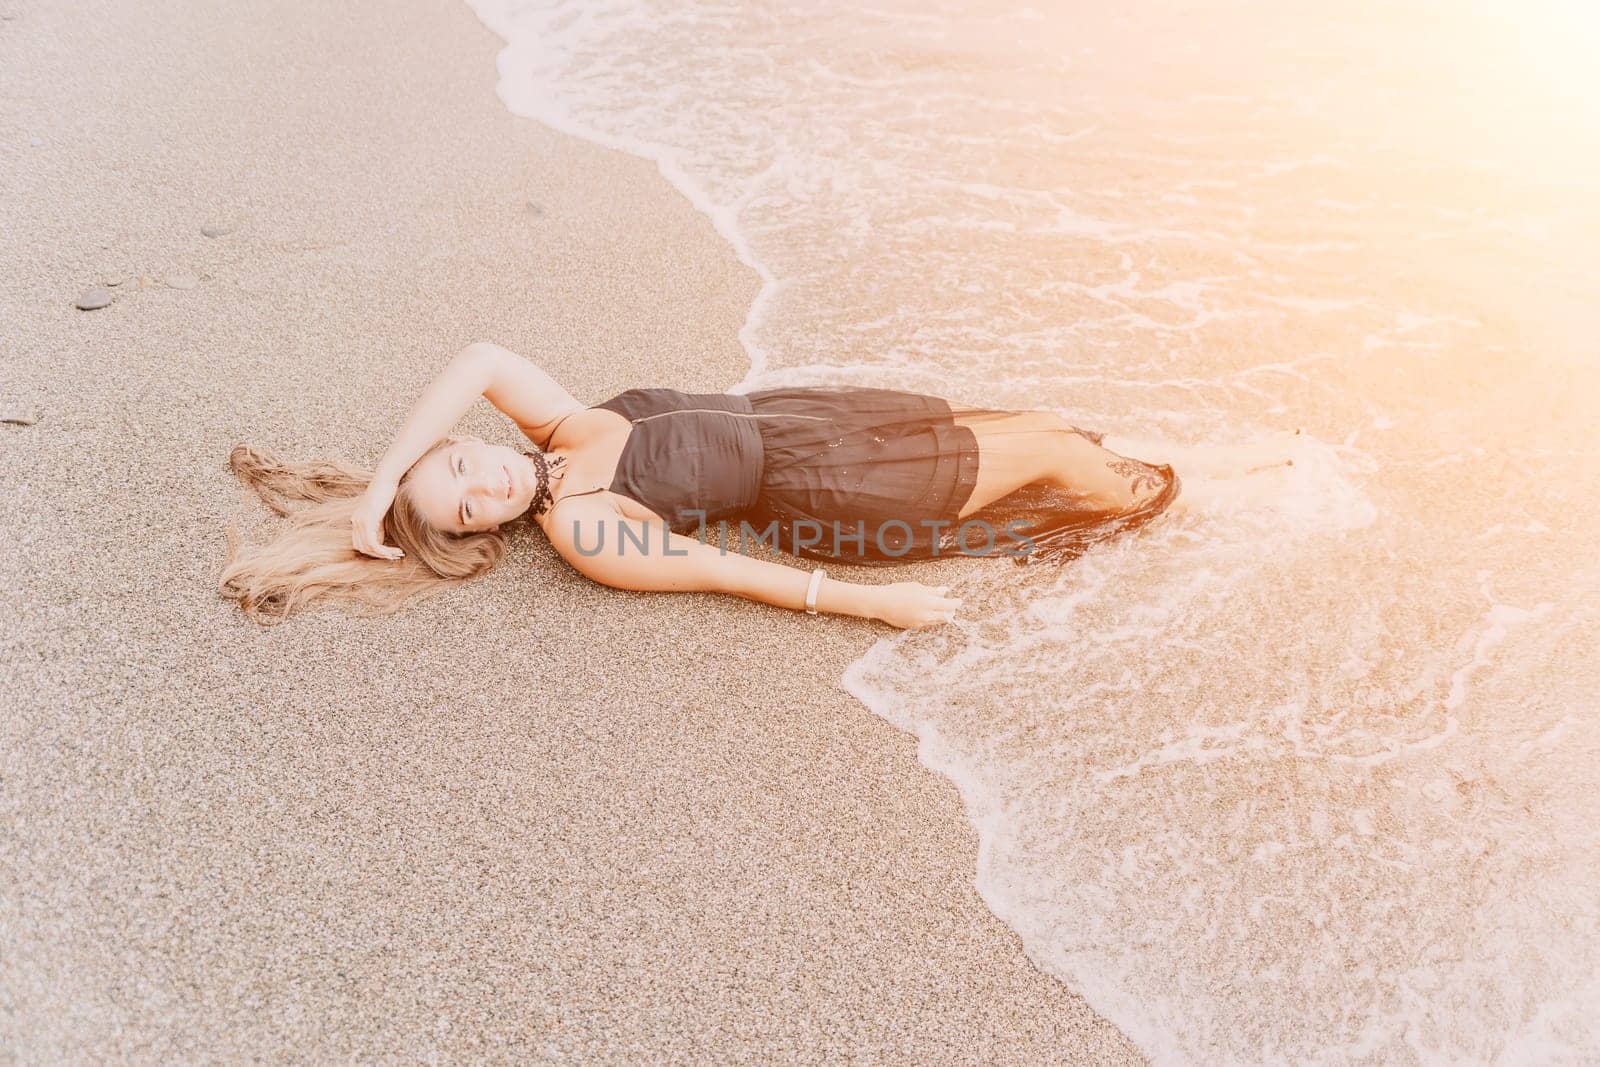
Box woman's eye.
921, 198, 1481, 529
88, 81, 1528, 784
457, 457, 465, 475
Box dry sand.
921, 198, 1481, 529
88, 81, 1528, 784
1, 1, 1143, 1061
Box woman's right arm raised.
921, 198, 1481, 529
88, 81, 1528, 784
351, 341, 582, 559
544, 496, 963, 629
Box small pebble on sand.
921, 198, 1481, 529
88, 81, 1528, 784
526, 202, 545, 217
201, 224, 234, 238
2, 410, 39, 426
166, 273, 200, 290
75, 287, 113, 310
104, 276, 125, 287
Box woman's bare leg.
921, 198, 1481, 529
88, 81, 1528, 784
953, 411, 1166, 520
1100, 427, 1302, 478
1100, 427, 1305, 515
953, 412, 1307, 520
952, 412, 1057, 519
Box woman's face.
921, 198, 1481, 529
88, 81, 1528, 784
406, 438, 540, 534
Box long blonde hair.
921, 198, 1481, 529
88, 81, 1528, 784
220, 438, 513, 624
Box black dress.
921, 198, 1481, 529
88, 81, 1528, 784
548, 385, 1180, 567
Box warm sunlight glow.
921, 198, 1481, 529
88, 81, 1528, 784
1463, 1, 1600, 167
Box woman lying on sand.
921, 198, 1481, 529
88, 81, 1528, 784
223, 341, 1294, 627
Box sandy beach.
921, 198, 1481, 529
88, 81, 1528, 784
1, 1, 1141, 1061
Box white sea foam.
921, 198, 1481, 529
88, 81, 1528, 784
467, 0, 1600, 1060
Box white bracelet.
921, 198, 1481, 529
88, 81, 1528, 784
804, 567, 827, 615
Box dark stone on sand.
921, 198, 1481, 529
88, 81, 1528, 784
201, 224, 234, 238
75, 287, 113, 310
2, 410, 38, 426
526, 202, 545, 217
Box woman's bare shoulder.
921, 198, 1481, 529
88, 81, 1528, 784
537, 488, 665, 545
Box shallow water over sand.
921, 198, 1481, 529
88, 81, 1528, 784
468, 0, 1600, 1060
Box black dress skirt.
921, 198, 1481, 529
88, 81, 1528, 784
743, 385, 983, 563
586, 384, 1181, 569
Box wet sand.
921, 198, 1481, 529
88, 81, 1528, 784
0, 1, 1142, 1060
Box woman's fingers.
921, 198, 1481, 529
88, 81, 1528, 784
366, 538, 403, 560
928, 586, 963, 624
351, 521, 403, 560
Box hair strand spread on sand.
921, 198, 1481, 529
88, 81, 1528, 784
219, 442, 509, 624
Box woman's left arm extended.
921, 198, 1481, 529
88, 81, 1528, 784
543, 496, 964, 628
351, 341, 582, 558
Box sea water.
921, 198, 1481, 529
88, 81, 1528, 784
465, 1, 1600, 1061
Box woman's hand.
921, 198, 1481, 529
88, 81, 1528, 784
873, 581, 963, 629
351, 479, 402, 560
